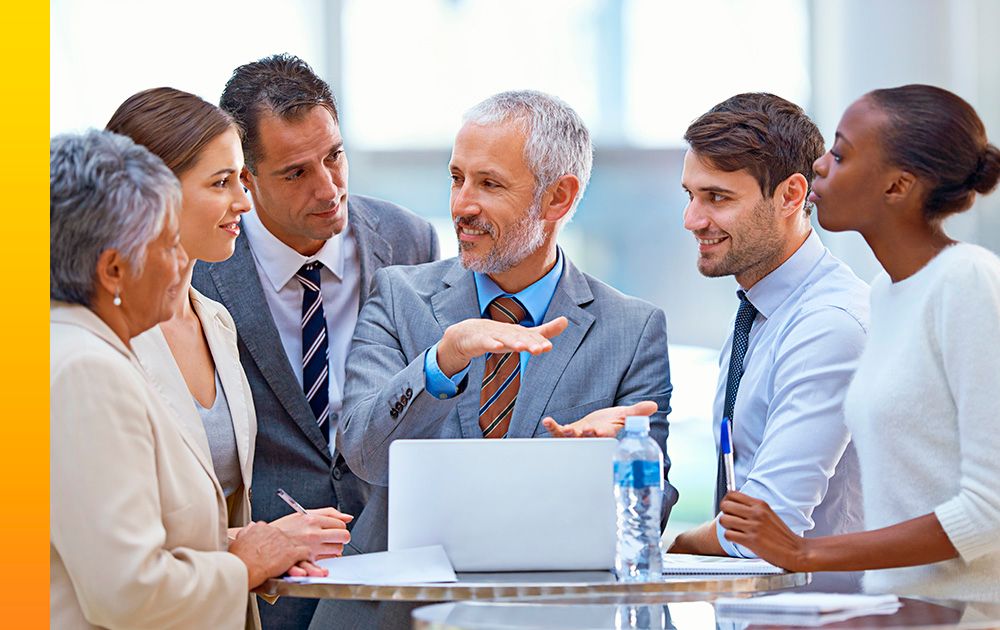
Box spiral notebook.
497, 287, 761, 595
662, 553, 786, 575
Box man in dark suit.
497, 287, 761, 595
192, 54, 439, 630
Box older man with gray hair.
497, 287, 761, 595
309, 89, 677, 630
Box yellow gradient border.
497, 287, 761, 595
1, 2, 49, 627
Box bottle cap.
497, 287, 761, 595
624, 416, 650, 432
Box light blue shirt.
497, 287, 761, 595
424, 251, 565, 399
713, 230, 869, 557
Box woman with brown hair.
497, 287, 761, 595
106, 89, 352, 558
719, 84, 1000, 601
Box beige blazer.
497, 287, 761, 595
132, 288, 257, 529
50, 303, 248, 630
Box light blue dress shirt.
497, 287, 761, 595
713, 230, 870, 557
424, 251, 565, 399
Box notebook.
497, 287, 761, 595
662, 552, 786, 575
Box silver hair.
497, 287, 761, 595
50, 130, 181, 306
463, 90, 593, 222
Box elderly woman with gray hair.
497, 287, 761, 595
50, 130, 321, 630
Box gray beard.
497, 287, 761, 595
458, 200, 545, 274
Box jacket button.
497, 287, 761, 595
405, 387, 413, 398
332, 466, 343, 481
390, 408, 398, 419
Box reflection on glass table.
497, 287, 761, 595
412, 598, 1000, 630
259, 570, 807, 603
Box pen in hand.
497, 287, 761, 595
721, 417, 736, 494
277, 488, 309, 515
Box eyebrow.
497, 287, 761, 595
682, 184, 738, 195
209, 167, 237, 178
271, 142, 344, 176
449, 166, 508, 180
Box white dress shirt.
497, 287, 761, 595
714, 230, 870, 557
243, 208, 360, 450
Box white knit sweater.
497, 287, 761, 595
844, 243, 1000, 601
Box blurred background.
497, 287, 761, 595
51, 0, 1000, 534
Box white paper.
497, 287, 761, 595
662, 552, 785, 575
284, 545, 458, 585
714, 592, 901, 623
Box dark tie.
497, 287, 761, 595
295, 262, 330, 444
479, 296, 529, 439
715, 290, 758, 512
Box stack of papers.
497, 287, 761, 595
662, 552, 786, 575
714, 593, 901, 625
284, 545, 458, 585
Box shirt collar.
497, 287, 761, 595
243, 206, 346, 291
743, 229, 825, 318
473, 249, 565, 326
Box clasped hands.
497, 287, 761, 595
437, 316, 658, 438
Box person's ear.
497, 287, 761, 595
884, 170, 920, 207
94, 249, 127, 301
775, 172, 809, 218
540, 174, 581, 223
240, 166, 257, 197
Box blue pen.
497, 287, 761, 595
721, 416, 736, 494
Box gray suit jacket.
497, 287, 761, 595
192, 195, 438, 630
337, 254, 678, 556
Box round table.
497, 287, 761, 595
412, 598, 1000, 629
258, 570, 808, 603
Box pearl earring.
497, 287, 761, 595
113, 288, 122, 307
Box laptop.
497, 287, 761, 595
388, 438, 618, 572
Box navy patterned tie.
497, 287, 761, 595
715, 290, 758, 512
296, 262, 330, 444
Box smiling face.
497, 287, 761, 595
681, 150, 787, 288
449, 120, 546, 274
242, 105, 348, 256
177, 127, 251, 262
119, 209, 188, 333
811, 97, 892, 235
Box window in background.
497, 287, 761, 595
50, 0, 328, 135
623, 0, 812, 146
341, 0, 602, 149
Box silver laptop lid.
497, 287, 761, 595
388, 438, 617, 572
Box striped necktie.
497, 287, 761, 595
715, 289, 758, 512
479, 296, 529, 439
296, 262, 330, 444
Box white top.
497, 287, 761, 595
714, 230, 869, 557
243, 207, 361, 451
845, 243, 1000, 601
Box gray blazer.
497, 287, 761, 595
338, 254, 678, 556
193, 195, 438, 630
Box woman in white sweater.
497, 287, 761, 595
718, 84, 1000, 601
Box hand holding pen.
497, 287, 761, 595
272, 488, 354, 560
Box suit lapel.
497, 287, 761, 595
209, 234, 331, 458
350, 197, 392, 307
430, 260, 486, 439
509, 258, 595, 437
191, 292, 254, 489
132, 325, 219, 481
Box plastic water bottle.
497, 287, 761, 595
614, 416, 664, 582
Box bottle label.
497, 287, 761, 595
614, 460, 661, 489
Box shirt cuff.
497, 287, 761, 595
716, 516, 758, 559
424, 343, 469, 400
